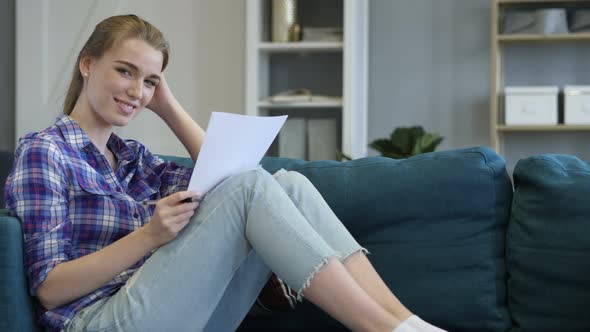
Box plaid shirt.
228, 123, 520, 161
4, 114, 192, 332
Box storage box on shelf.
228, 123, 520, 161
504, 86, 558, 125
564, 85, 590, 124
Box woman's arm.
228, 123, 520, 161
37, 226, 156, 310
37, 191, 200, 310
147, 76, 205, 161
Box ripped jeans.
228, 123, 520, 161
64, 168, 367, 332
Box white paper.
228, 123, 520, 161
188, 112, 288, 195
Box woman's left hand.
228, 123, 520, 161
146, 74, 179, 117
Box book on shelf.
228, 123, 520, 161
307, 118, 338, 161
279, 118, 307, 159
263, 88, 342, 105
302, 27, 343, 42
277, 117, 339, 161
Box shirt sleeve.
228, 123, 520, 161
141, 148, 193, 197
4, 138, 71, 295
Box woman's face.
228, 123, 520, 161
80, 38, 163, 128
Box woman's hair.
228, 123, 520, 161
63, 14, 169, 115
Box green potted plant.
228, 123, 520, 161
369, 126, 444, 159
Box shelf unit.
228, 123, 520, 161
246, 0, 368, 160
490, 0, 590, 154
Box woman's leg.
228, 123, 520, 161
272, 170, 412, 321
65, 168, 400, 332
202, 251, 272, 332
301, 257, 402, 332
65, 170, 276, 332
343, 252, 413, 321
273, 170, 446, 331
240, 169, 400, 332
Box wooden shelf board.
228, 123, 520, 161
258, 100, 343, 108
498, 0, 590, 4
258, 42, 343, 53
497, 124, 590, 131
497, 33, 590, 42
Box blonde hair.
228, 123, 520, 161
63, 14, 169, 115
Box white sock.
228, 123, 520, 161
392, 317, 418, 332
406, 315, 447, 332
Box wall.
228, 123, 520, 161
0, 0, 15, 151
119, 0, 246, 157
15, 0, 245, 157
368, 0, 491, 156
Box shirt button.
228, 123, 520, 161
115, 187, 121, 192
133, 212, 140, 219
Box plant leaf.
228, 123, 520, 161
371, 126, 442, 159
369, 139, 396, 155
412, 134, 444, 155
390, 127, 423, 155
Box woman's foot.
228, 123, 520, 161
393, 315, 447, 332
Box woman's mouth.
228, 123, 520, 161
114, 98, 137, 115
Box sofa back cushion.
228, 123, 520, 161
507, 155, 590, 332
237, 147, 513, 332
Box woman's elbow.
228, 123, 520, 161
36, 281, 59, 310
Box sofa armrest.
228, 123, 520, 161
0, 210, 40, 331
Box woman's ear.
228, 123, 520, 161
78, 55, 92, 78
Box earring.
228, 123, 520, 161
83, 72, 88, 77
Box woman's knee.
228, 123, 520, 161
220, 167, 275, 194
273, 170, 314, 193
243, 167, 273, 182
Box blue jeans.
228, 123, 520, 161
64, 168, 366, 332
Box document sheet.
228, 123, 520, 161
187, 112, 288, 195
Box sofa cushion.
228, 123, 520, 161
0, 210, 40, 332
237, 147, 513, 332
507, 155, 590, 332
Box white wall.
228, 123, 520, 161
368, 0, 491, 155
120, 0, 246, 157
16, 0, 245, 157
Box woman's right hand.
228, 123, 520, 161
142, 191, 201, 248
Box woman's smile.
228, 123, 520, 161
114, 97, 138, 115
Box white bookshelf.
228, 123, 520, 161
246, 0, 368, 160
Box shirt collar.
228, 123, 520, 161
107, 132, 136, 163
54, 114, 93, 150
54, 114, 136, 163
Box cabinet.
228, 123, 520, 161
246, 0, 368, 160
491, 0, 590, 158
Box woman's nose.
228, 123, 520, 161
127, 80, 143, 99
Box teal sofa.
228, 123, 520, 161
1, 147, 589, 331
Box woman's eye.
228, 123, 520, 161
144, 80, 157, 88
116, 68, 131, 76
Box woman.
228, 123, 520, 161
5, 15, 446, 332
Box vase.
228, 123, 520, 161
272, 0, 298, 42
